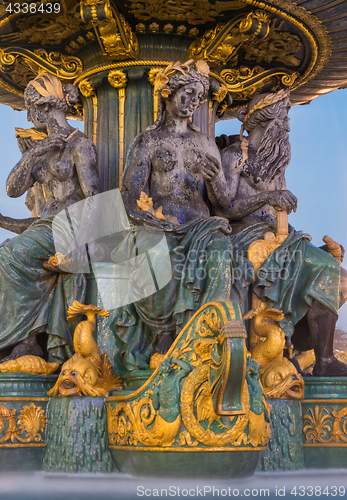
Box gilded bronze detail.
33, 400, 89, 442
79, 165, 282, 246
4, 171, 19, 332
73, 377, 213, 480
108, 69, 127, 186
221, 66, 298, 100
0, 356, 59, 375
107, 301, 271, 451
148, 67, 162, 122
79, 79, 98, 145
126, 0, 245, 25
247, 209, 289, 276
47, 302, 122, 397
335, 351, 347, 364
189, 11, 271, 68
81, 0, 139, 60
244, 304, 304, 400
2, 13, 84, 45
243, 18, 301, 67
0, 48, 83, 87
236, 0, 332, 93
303, 405, 347, 446
0, 403, 46, 445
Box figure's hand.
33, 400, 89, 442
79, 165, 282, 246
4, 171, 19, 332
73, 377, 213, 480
201, 153, 221, 181
31, 134, 66, 157
265, 190, 297, 213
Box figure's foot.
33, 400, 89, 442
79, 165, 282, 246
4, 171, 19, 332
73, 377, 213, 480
0, 335, 43, 363
156, 333, 174, 355
313, 356, 347, 377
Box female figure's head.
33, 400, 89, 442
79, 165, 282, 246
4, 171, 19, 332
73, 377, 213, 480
24, 73, 79, 130
148, 59, 210, 130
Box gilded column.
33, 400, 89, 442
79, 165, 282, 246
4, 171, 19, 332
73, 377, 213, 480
108, 70, 128, 189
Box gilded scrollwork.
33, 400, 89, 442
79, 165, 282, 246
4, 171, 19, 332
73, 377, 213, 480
0, 403, 46, 444
98, 14, 139, 60
220, 66, 298, 100
303, 407, 334, 444
1, 13, 84, 45
107, 301, 271, 451
126, 0, 245, 25
242, 19, 301, 67
0, 48, 83, 87
189, 11, 271, 68
302, 405, 347, 445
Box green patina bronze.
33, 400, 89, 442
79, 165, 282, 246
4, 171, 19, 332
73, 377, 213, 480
42, 397, 114, 473
301, 378, 347, 469
258, 399, 304, 472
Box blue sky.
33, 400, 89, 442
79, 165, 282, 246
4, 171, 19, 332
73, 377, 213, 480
1, 89, 347, 326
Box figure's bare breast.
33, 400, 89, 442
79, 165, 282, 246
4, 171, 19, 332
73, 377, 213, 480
32, 138, 85, 216
148, 133, 211, 223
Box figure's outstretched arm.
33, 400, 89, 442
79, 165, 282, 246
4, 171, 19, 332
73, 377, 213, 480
0, 214, 39, 234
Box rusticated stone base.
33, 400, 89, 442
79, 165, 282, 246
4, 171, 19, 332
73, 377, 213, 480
257, 399, 304, 472
42, 397, 114, 473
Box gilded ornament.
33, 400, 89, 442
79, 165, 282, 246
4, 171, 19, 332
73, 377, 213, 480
331, 407, 347, 444
303, 407, 333, 444
79, 80, 96, 98
98, 14, 139, 60
322, 235, 344, 265
0, 403, 46, 445
108, 301, 270, 451
15, 128, 48, 141
17, 404, 46, 442
302, 405, 347, 445
2, 13, 84, 45
5, 59, 37, 89
236, 0, 331, 95
177, 25, 186, 34
107, 70, 127, 186
137, 191, 179, 225
247, 209, 288, 276
0, 356, 59, 375
0, 48, 83, 88
149, 23, 159, 32
243, 19, 301, 67
212, 84, 228, 104
78, 79, 98, 144
189, 11, 271, 68
126, 0, 245, 25
108, 69, 127, 89
244, 301, 304, 400
163, 24, 173, 33
189, 28, 199, 37
334, 351, 347, 364
148, 67, 162, 87
48, 302, 122, 397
